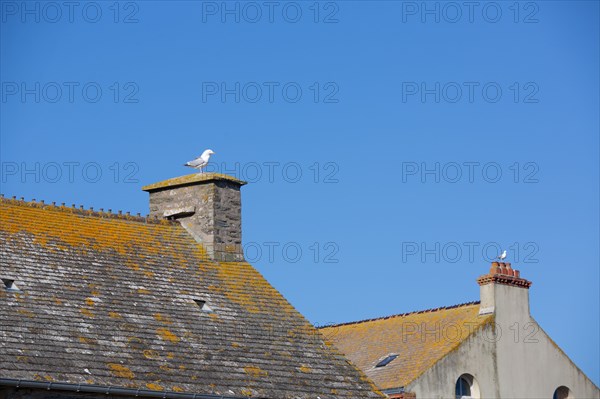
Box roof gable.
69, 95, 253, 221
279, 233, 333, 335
319, 302, 493, 390
0, 198, 381, 398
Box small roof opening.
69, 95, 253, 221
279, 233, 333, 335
194, 299, 213, 312
2, 278, 20, 292
375, 354, 398, 368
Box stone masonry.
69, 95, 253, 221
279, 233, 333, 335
142, 173, 247, 262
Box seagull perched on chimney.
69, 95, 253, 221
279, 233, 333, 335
184, 149, 215, 174
497, 250, 507, 261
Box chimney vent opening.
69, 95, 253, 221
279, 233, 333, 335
2, 279, 21, 292
194, 299, 213, 313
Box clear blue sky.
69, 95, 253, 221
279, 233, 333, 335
1, 0, 598, 385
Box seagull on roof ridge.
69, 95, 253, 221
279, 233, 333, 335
184, 149, 215, 174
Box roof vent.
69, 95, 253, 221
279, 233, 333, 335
194, 299, 213, 312
2, 279, 21, 292
375, 354, 398, 368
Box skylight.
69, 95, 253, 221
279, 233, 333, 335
194, 299, 213, 312
2, 279, 20, 292
375, 354, 398, 368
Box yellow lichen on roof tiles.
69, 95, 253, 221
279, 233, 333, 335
320, 302, 493, 390
217, 261, 300, 315
146, 383, 164, 391
154, 313, 172, 324
0, 201, 170, 256
107, 363, 135, 379
243, 366, 268, 378
156, 328, 180, 343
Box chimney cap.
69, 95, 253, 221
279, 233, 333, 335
477, 261, 532, 289
142, 173, 247, 192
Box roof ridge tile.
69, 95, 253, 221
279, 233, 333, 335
0, 195, 174, 225
319, 300, 481, 329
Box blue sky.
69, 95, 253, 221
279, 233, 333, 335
1, 0, 598, 385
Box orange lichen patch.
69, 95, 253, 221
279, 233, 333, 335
320, 302, 493, 390
207, 284, 223, 293
143, 270, 155, 278
154, 313, 173, 324
79, 336, 96, 345
159, 365, 172, 372
172, 386, 184, 392
146, 383, 164, 391
299, 366, 312, 373
243, 366, 268, 378
124, 260, 141, 271
217, 262, 298, 315
240, 388, 253, 397
107, 363, 135, 379
53, 297, 63, 305
85, 298, 96, 306
0, 200, 175, 257
137, 288, 151, 295
156, 328, 180, 343
231, 342, 242, 348
209, 312, 219, 320
17, 309, 35, 317
16, 356, 29, 363
80, 308, 94, 318
43, 375, 54, 382
108, 311, 122, 319
143, 349, 160, 359
167, 352, 175, 359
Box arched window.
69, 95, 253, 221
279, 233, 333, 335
553, 386, 573, 399
455, 374, 480, 399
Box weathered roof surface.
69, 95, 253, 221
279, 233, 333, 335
142, 173, 247, 192
319, 302, 493, 391
0, 198, 381, 399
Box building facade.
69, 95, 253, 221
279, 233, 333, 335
320, 263, 599, 398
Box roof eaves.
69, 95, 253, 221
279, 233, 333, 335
0, 379, 250, 399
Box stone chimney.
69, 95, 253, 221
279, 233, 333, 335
142, 173, 247, 262
477, 262, 532, 317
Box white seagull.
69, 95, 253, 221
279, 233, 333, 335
497, 250, 507, 261
184, 149, 215, 174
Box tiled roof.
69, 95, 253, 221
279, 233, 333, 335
0, 198, 382, 399
319, 302, 494, 391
